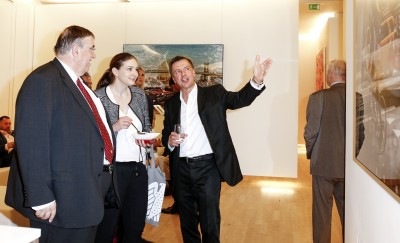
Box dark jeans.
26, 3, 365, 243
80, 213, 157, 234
95, 162, 148, 243
176, 156, 221, 243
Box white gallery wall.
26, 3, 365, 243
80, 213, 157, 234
0, 1, 15, 119
298, 38, 316, 145
0, 1, 35, 126
0, 0, 298, 177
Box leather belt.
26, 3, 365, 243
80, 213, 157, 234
180, 153, 214, 164
103, 164, 113, 174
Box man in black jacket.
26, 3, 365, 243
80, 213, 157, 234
162, 55, 272, 243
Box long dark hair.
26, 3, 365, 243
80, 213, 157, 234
96, 52, 138, 89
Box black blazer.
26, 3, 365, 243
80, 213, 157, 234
6, 58, 117, 228
162, 82, 265, 187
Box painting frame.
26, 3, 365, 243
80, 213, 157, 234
354, 0, 400, 198
123, 44, 224, 107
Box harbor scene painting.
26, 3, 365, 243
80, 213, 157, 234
123, 44, 224, 106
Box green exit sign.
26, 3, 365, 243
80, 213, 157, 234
309, 4, 320, 10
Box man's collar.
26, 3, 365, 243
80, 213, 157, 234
56, 57, 79, 83
180, 84, 198, 102
330, 81, 345, 87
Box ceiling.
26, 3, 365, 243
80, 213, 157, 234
21, 0, 344, 35
299, 0, 344, 37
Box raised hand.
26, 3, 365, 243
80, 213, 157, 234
253, 55, 273, 83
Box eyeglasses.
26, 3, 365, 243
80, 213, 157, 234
173, 66, 191, 76
83, 45, 96, 53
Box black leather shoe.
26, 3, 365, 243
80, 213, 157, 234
161, 205, 177, 214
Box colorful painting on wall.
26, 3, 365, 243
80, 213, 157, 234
316, 47, 325, 91
123, 44, 224, 107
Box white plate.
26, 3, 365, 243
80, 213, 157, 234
131, 132, 160, 140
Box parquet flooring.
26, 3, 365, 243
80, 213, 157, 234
142, 152, 343, 243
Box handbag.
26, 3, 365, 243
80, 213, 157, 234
145, 144, 166, 226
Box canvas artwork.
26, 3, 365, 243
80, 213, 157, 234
123, 44, 224, 107
355, 0, 400, 197
316, 47, 325, 90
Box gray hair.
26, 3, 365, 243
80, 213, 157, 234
53, 25, 94, 55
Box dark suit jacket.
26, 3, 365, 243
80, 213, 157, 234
304, 83, 346, 178
5, 58, 117, 228
162, 82, 265, 187
0, 133, 12, 167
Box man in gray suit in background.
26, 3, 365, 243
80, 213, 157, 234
304, 59, 348, 243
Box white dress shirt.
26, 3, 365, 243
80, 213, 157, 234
1, 131, 14, 152
179, 84, 213, 157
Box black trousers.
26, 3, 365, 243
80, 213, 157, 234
312, 175, 344, 243
95, 162, 148, 243
175, 155, 221, 243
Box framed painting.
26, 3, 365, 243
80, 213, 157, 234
355, 0, 400, 197
316, 47, 325, 90
123, 44, 224, 107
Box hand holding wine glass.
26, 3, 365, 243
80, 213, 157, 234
174, 124, 186, 143
168, 124, 187, 147
174, 124, 184, 142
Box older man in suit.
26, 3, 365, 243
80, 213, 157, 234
304, 59, 362, 243
6, 25, 117, 243
162, 55, 272, 243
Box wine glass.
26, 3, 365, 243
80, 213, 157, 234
174, 124, 185, 142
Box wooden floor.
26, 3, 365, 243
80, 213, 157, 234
142, 153, 343, 243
